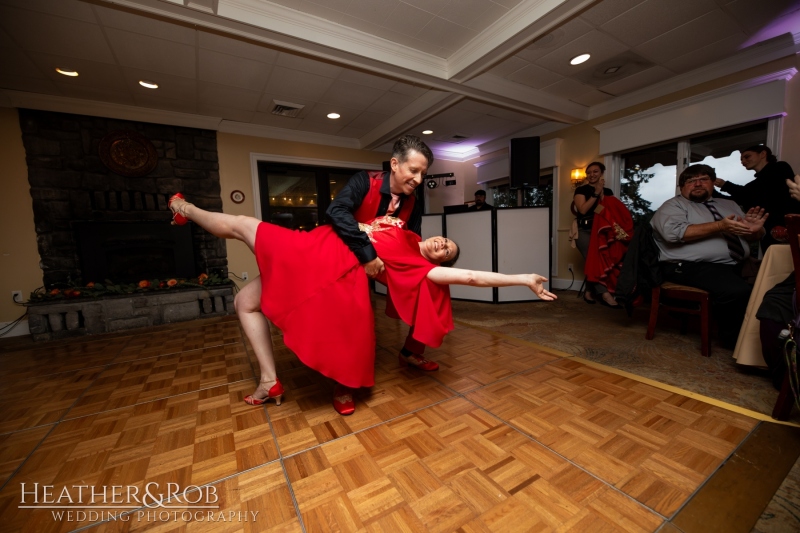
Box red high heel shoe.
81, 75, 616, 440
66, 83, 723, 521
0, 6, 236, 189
169, 193, 189, 226
332, 384, 355, 416
399, 352, 439, 371
244, 379, 284, 406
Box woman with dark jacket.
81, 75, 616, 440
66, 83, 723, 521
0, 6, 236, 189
715, 145, 798, 249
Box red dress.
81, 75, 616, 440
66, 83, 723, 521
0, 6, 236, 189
583, 196, 634, 294
253, 218, 453, 388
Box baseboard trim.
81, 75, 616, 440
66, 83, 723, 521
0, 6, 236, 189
0, 319, 30, 338
550, 277, 582, 291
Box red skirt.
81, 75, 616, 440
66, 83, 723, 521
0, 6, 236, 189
254, 223, 375, 388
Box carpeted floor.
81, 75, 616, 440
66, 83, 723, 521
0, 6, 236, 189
450, 289, 797, 423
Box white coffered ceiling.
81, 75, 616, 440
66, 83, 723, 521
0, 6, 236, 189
0, 0, 798, 160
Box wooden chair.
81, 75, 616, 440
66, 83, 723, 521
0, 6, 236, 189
646, 282, 711, 357
772, 214, 800, 420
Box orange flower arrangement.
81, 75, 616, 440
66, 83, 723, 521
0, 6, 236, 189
29, 273, 230, 303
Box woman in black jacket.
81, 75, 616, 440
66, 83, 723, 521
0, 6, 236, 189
715, 144, 798, 249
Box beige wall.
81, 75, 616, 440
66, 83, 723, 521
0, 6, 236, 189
544, 55, 800, 282
0, 108, 43, 324
215, 133, 388, 287
424, 158, 477, 213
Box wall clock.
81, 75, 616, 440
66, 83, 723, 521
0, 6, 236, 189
230, 190, 245, 204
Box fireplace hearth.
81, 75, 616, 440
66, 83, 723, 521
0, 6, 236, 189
20, 109, 233, 338
74, 222, 197, 283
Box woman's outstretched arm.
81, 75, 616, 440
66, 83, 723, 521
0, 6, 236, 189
426, 268, 557, 300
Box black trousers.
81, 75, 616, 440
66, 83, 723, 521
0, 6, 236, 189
660, 261, 752, 346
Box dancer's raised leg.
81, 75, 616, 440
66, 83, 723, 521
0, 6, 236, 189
235, 277, 284, 405
169, 195, 259, 252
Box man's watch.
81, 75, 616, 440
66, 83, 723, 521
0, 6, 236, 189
591, 193, 599, 198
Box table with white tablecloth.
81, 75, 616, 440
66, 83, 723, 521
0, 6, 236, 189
733, 244, 794, 367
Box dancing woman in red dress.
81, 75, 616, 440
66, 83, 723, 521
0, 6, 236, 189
169, 197, 556, 415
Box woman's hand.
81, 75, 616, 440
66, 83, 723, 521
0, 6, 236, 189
528, 274, 557, 300
714, 178, 726, 188
594, 178, 605, 197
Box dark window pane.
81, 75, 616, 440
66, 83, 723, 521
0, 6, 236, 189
266, 170, 319, 231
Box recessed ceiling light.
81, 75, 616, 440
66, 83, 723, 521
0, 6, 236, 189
569, 53, 591, 65
55, 68, 78, 77
604, 66, 620, 74
422, 130, 433, 135
327, 112, 340, 119
139, 80, 158, 89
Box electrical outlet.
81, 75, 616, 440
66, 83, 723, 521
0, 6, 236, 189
241, 272, 248, 281
11, 290, 22, 303
567, 263, 574, 271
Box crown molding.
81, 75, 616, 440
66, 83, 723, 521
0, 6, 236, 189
465, 74, 588, 122
219, 120, 361, 149
360, 92, 463, 150
0, 90, 223, 129
218, 0, 448, 78
473, 121, 568, 157
448, 0, 595, 81
594, 69, 797, 132
472, 154, 507, 168
588, 33, 800, 120
434, 147, 482, 163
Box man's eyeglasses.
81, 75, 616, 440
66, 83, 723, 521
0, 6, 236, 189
684, 176, 711, 186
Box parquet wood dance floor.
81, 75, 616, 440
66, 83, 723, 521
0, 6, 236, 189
0, 301, 760, 532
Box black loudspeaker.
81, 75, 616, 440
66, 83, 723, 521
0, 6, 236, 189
509, 136, 540, 189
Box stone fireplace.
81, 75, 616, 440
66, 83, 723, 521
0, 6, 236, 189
19, 109, 235, 340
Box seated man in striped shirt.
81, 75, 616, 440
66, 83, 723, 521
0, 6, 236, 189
650, 164, 767, 348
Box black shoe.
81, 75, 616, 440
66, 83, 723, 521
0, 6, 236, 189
583, 293, 596, 305
598, 294, 622, 309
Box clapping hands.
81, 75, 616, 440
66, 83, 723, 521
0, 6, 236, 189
720, 207, 767, 237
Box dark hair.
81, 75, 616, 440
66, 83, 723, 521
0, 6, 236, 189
393, 135, 434, 167
679, 164, 716, 186
475, 190, 486, 197
586, 161, 605, 173
742, 144, 777, 164
440, 239, 460, 268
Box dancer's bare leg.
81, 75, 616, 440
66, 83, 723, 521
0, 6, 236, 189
235, 277, 281, 401
171, 196, 281, 403
170, 197, 259, 252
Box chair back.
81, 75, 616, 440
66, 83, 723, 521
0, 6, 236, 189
785, 214, 800, 296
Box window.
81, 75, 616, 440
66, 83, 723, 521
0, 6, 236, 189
257, 162, 360, 231
617, 121, 768, 225
488, 172, 553, 208
621, 143, 678, 226
689, 121, 768, 186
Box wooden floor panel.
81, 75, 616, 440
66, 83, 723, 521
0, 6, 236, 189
0, 367, 103, 433
64, 343, 254, 419
114, 321, 243, 363
465, 358, 757, 517
0, 312, 766, 532
0, 338, 128, 382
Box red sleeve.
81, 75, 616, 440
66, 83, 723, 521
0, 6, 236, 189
372, 228, 454, 347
